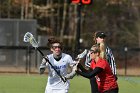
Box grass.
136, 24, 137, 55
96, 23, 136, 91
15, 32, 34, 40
0, 74, 140, 93
118, 76, 140, 93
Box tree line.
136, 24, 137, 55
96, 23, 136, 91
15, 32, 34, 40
0, 0, 140, 49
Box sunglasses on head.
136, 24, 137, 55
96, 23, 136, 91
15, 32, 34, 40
52, 46, 62, 49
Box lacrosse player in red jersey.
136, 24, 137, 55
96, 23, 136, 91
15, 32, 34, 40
94, 31, 117, 80
76, 32, 117, 93
76, 45, 119, 93
39, 38, 76, 93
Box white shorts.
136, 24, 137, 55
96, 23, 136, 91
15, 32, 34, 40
45, 87, 68, 93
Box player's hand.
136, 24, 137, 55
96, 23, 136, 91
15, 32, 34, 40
39, 62, 46, 74
39, 68, 45, 74
73, 64, 78, 71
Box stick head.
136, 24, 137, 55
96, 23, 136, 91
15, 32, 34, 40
23, 32, 38, 48
77, 49, 88, 59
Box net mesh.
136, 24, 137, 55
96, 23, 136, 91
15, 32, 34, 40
23, 32, 38, 48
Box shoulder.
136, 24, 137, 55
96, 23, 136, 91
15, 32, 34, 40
97, 58, 108, 66
106, 46, 111, 50
47, 54, 53, 58
62, 53, 72, 58
98, 58, 106, 63
106, 46, 113, 54
62, 53, 74, 64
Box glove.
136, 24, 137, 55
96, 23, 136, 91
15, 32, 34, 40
77, 49, 88, 59
39, 62, 47, 74
39, 68, 45, 74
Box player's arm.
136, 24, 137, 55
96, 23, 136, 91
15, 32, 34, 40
76, 67, 103, 79
39, 56, 49, 74
65, 56, 91, 80
63, 55, 77, 80
77, 63, 92, 72
65, 65, 76, 79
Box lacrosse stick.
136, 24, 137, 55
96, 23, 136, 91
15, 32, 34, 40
23, 32, 66, 82
74, 50, 89, 72
75, 49, 89, 66
77, 49, 88, 59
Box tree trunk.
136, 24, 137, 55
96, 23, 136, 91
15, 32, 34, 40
60, 0, 67, 42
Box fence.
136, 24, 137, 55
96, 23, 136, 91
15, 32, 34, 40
0, 46, 49, 74
0, 19, 140, 76
0, 19, 37, 73
113, 47, 140, 76
0, 46, 140, 76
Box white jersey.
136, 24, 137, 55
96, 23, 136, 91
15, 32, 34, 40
42, 53, 75, 90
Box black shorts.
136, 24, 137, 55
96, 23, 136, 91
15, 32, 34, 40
104, 88, 119, 93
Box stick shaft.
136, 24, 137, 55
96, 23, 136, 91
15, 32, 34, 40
36, 48, 65, 82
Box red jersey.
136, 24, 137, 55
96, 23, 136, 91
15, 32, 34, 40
90, 58, 118, 93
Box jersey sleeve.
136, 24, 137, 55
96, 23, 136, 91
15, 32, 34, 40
106, 47, 117, 75
42, 56, 49, 66
67, 55, 76, 67
64, 55, 76, 79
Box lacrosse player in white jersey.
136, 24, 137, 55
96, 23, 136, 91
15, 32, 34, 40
39, 38, 76, 93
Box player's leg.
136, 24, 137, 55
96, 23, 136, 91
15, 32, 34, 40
52, 89, 68, 93
90, 77, 99, 93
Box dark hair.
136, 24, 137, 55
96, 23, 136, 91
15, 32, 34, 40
47, 38, 63, 48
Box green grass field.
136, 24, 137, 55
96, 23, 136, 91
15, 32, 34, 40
0, 74, 140, 93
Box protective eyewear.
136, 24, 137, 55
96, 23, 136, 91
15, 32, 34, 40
52, 46, 62, 49
90, 50, 96, 54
